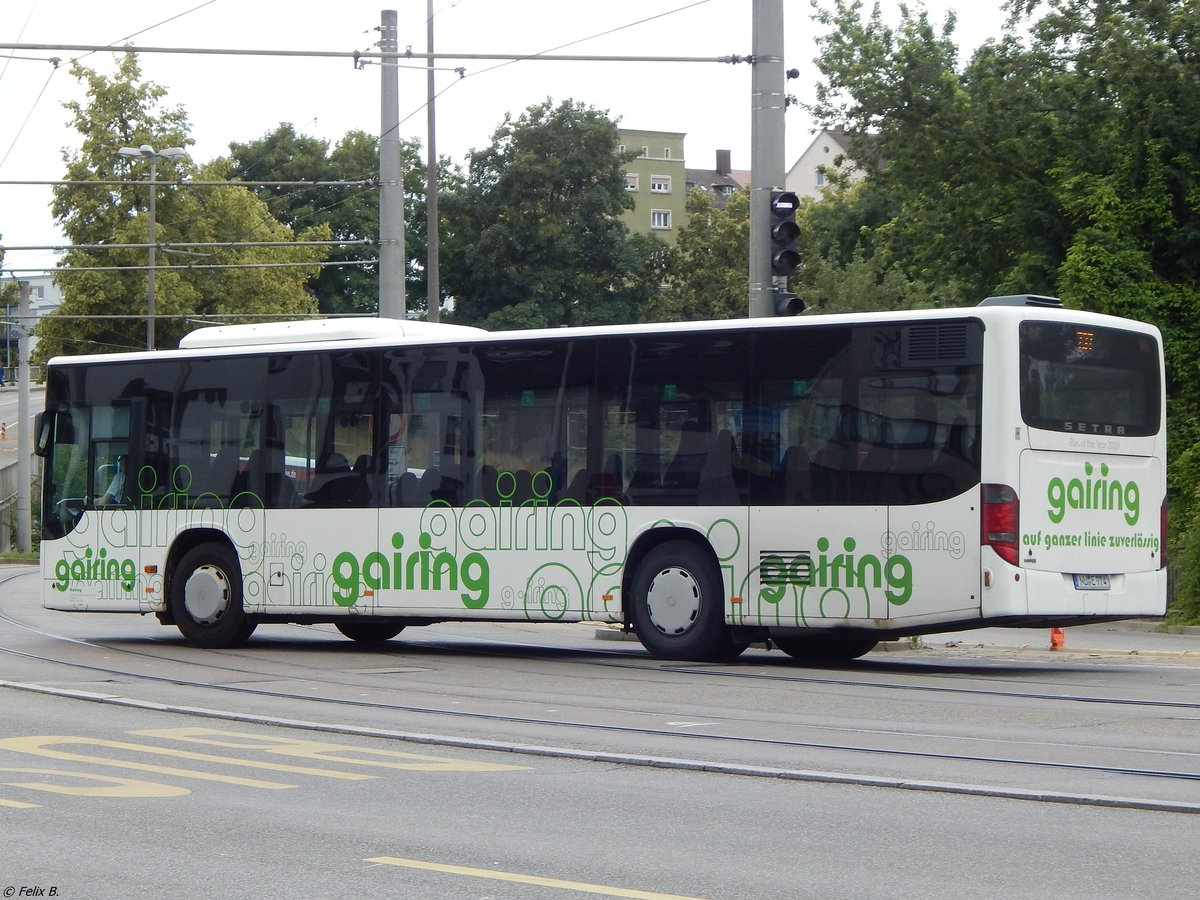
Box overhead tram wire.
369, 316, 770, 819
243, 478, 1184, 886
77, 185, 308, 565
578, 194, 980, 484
0, 41, 739, 67
378, 0, 724, 133
89, 0, 221, 55
26, 312, 376, 320
3, 7, 738, 280
1, 0, 217, 168
4, 259, 378, 276
0, 179, 379, 275
0, 59, 60, 171
2, 240, 373, 252
0, 0, 39, 86
0, 179, 375, 187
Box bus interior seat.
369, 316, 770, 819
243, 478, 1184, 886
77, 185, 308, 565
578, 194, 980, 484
698, 429, 741, 505
208, 446, 241, 500
665, 419, 707, 489
391, 471, 420, 506
478, 465, 500, 504
306, 452, 368, 507
429, 473, 463, 505
627, 453, 662, 503
854, 422, 895, 503
779, 445, 812, 504
562, 467, 589, 503
233, 445, 296, 508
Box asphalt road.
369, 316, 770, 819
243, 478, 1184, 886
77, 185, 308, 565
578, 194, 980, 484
3, 564, 1199, 899
0, 382, 41, 440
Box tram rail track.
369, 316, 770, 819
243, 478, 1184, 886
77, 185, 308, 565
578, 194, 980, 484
4, 588, 1199, 715
1, 620, 1198, 809
4, 567, 1198, 813
3, 638, 1199, 785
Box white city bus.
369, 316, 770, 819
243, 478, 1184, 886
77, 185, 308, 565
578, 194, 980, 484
35, 295, 1167, 662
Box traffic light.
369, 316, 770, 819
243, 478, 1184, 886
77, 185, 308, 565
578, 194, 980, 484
772, 287, 804, 316
769, 190, 801, 277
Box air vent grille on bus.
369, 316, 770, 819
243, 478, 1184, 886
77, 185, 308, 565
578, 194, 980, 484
759, 551, 813, 587
903, 324, 970, 365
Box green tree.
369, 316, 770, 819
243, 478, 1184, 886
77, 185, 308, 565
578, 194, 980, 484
440, 98, 664, 329
809, 1, 1071, 301
807, 0, 1200, 616
228, 124, 451, 316
651, 188, 750, 321
36, 53, 328, 360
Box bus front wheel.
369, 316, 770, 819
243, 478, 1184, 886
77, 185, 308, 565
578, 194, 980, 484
630, 541, 743, 662
170, 543, 257, 648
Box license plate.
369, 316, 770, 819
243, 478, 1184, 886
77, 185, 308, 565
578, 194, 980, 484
1073, 573, 1111, 591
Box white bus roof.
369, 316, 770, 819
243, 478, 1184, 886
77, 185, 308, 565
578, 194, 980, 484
178, 317, 485, 349
44, 305, 1162, 368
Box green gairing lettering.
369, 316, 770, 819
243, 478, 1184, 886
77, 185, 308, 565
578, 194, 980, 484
330, 531, 489, 609
1047, 461, 1140, 526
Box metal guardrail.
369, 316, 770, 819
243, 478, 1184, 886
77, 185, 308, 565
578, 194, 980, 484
0, 453, 35, 552
0, 457, 17, 551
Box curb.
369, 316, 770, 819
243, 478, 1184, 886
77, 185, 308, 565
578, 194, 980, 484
595, 628, 1200, 659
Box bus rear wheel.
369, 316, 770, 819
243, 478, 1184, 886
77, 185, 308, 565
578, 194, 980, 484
630, 541, 744, 662
170, 543, 256, 648
335, 621, 406, 643
773, 634, 877, 664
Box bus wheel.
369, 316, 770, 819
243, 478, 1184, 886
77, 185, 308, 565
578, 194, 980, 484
170, 543, 257, 648
335, 621, 406, 643
773, 635, 877, 665
631, 541, 740, 662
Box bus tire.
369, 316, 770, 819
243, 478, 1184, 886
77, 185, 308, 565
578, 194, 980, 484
170, 543, 256, 648
335, 621, 406, 643
773, 634, 877, 664
630, 541, 740, 662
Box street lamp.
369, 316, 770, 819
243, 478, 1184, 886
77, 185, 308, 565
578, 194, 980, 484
117, 144, 187, 350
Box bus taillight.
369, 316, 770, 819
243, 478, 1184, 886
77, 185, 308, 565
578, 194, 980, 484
982, 484, 1020, 566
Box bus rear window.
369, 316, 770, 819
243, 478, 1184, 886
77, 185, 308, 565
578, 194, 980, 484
1019, 321, 1160, 437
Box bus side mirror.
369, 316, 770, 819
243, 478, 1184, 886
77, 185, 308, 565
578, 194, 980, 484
35, 405, 75, 457
34, 412, 50, 457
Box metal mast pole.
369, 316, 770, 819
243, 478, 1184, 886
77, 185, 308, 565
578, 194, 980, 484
424, 0, 441, 322
147, 152, 158, 348
16, 280, 32, 551
378, 9, 406, 319
749, 0, 787, 317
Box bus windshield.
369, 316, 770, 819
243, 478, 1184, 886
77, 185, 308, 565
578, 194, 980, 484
1019, 320, 1161, 437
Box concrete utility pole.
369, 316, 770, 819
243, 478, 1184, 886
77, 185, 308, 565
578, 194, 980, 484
378, 9, 406, 319
748, 0, 788, 317
117, 144, 187, 348
16, 280, 31, 552
425, 0, 440, 322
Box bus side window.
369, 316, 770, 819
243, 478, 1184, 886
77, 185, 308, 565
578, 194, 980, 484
778, 444, 812, 504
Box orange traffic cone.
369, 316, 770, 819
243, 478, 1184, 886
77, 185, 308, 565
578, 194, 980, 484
1050, 627, 1065, 650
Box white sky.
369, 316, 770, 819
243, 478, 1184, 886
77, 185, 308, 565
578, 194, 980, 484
0, 0, 1009, 276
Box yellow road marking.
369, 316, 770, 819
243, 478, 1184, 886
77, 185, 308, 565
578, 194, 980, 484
365, 856, 709, 900
0, 797, 41, 809
0, 734, 377, 782
0, 736, 293, 789
131, 727, 528, 772
0, 767, 190, 798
